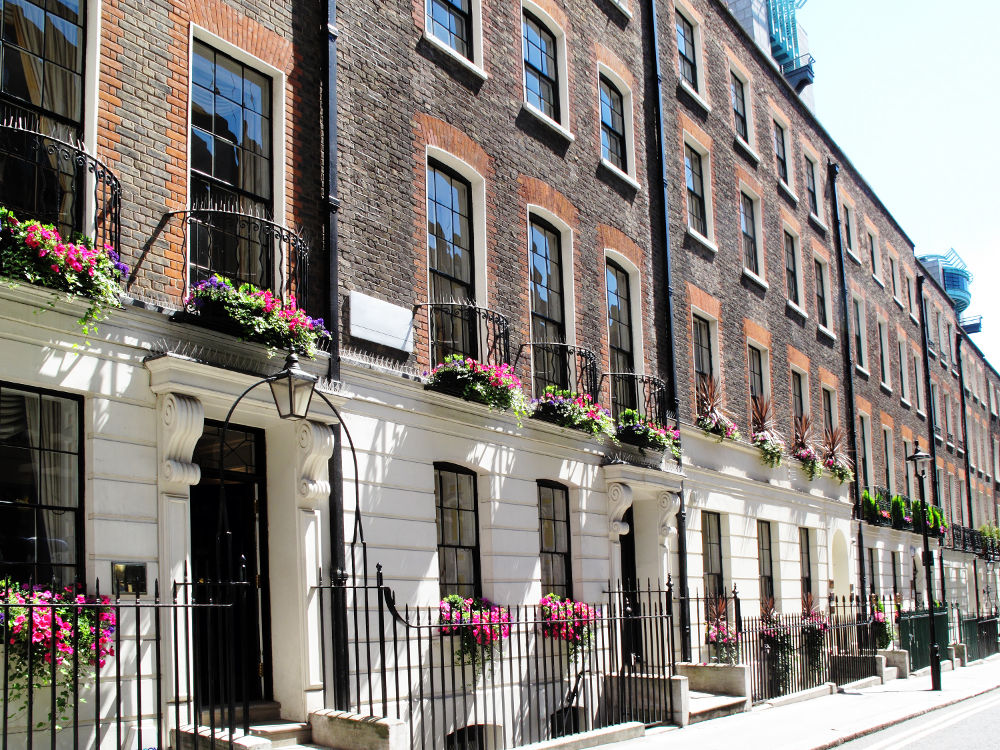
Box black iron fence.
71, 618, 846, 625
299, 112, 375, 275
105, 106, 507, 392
897, 605, 948, 672
736, 597, 878, 703
317, 569, 675, 750
0, 574, 251, 750
962, 613, 1000, 662
0, 121, 122, 254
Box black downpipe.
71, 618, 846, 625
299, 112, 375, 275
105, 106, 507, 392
956, 334, 982, 614
916, 276, 941, 511
323, 0, 350, 711
647, 0, 690, 661
827, 160, 866, 614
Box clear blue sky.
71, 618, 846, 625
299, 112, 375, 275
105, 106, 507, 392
797, 0, 1000, 367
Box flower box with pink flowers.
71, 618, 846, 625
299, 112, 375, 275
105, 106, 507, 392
182, 275, 331, 358
0, 207, 128, 334
424, 355, 531, 423
531, 386, 615, 439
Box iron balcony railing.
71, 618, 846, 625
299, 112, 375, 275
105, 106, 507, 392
599, 372, 674, 424
417, 302, 512, 368
173, 208, 312, 309
513, 342, 599, 400
0, 121, 122, 254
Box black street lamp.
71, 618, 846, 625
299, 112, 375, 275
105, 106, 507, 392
906, 446, 942, 691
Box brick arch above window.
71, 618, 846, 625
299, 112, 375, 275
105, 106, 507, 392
414, 113, 493, 179
518, 176, 579, 227
187, 0, 294, 72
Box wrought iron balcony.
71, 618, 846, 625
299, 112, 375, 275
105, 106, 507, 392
513, 342, 598, 399
600, 372, 674, 424
0, 121, 121, 253
417, 301, 511, 367
177, 207, 311, 305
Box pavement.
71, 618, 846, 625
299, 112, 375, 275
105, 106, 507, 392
595, 655, 1000, 750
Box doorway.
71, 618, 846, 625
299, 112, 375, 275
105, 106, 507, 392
189, 421, 272, 704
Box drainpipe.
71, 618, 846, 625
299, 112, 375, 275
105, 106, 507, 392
956, 334, 981, 613
323, 0, 350, 711
828, 160, 866, 616
647, 0, 690, 661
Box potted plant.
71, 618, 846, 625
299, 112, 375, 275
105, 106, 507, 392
759, 598, 792, 698
890, 495, 908, 530
695, 377, 740, 442
538, 594, 598, 662
424, 355, 531, 424
821, 426, 855, 485
792, 416, 823, 481
862, 489, 879, 524
801, 594, 829, 682
750, 396, 785, 468
0, 207, 128, 334
1, 580, 117, 727
615, 409, 682, 460
705, 596, 740, 665
871, 598, 893, 650
531, 386, 615, 439
184, 275, 331, 357
438, 595, 511, 680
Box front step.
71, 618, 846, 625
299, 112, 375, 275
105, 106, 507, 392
249, 722, 313, 748
881, 665, 899, 683
687, 691, 747, 724
199, 701, 283, 726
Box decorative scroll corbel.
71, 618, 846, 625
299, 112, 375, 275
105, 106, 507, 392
297, 420, 336, 505
160, 393, 204, 490
658, 490, 681, 548
608, 482, 634, 540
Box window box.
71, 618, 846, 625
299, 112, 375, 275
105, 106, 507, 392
181, 275, 331, 358
424, 355, 530, 421
0, 208, 128, 334
615, 409, 681, 461
531, 387, 615, 438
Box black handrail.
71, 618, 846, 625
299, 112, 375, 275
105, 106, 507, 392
599, 372, 674, 423
514, 342, 599, 399
170, 207, 312, 310
0, 121, 122, 253
416, 301, 512, 367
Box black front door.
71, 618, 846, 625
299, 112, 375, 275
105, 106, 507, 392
618, 507, 644, 664
189, 421, 271, 704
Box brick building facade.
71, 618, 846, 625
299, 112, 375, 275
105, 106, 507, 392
0, 0, 998, 745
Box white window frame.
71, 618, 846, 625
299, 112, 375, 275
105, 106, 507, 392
907, 275, 918, 321
889, 255, 902, 306
520, 2, 572, 139
729, 62, 758, 156
867, 229, 883, 285
842, 197, 860, 263
858, 412, 874, 487
930, 381, 940, 437
770, 108, 797, 201
898, 339, 911, 404
425, 146, 489, 307
682, 130, 716, 249
802, 146, 826, 225
424, 0, 487, 79
882, 426, 895, 494
821, 385, 839, 432
738, 182, 765, 286
990, 383, 998, 416
674, 1, 709, 108
526, 205, 576, 347
852, 294, 869, 373
993, 437, 999, 477
877, 317, 891, 390
597, 64, 639, 188
605, 248, 645, 375
746, 338, 771, 403
691, 306, 721, 384
913, 351, 925, 414
187, 27, 288, 297
903, 439, 914, 497
790, 365, 810, 421
783, 224, 806, 315
813, 254, 834, 338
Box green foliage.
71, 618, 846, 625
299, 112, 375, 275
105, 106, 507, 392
616, 409, 683, 460
890, 495, 907, 529
185, 275, 331, 357
532, 387, 616, 438
425, 355, 530, 424
0, 207, 128, 334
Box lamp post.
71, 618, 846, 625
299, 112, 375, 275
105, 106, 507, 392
906, 446, 942, 691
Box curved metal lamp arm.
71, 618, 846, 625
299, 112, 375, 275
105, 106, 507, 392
314, 390, 364, 548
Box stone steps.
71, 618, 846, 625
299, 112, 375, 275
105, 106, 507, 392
687, 691, 747, 724
249, 721, 314, 747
